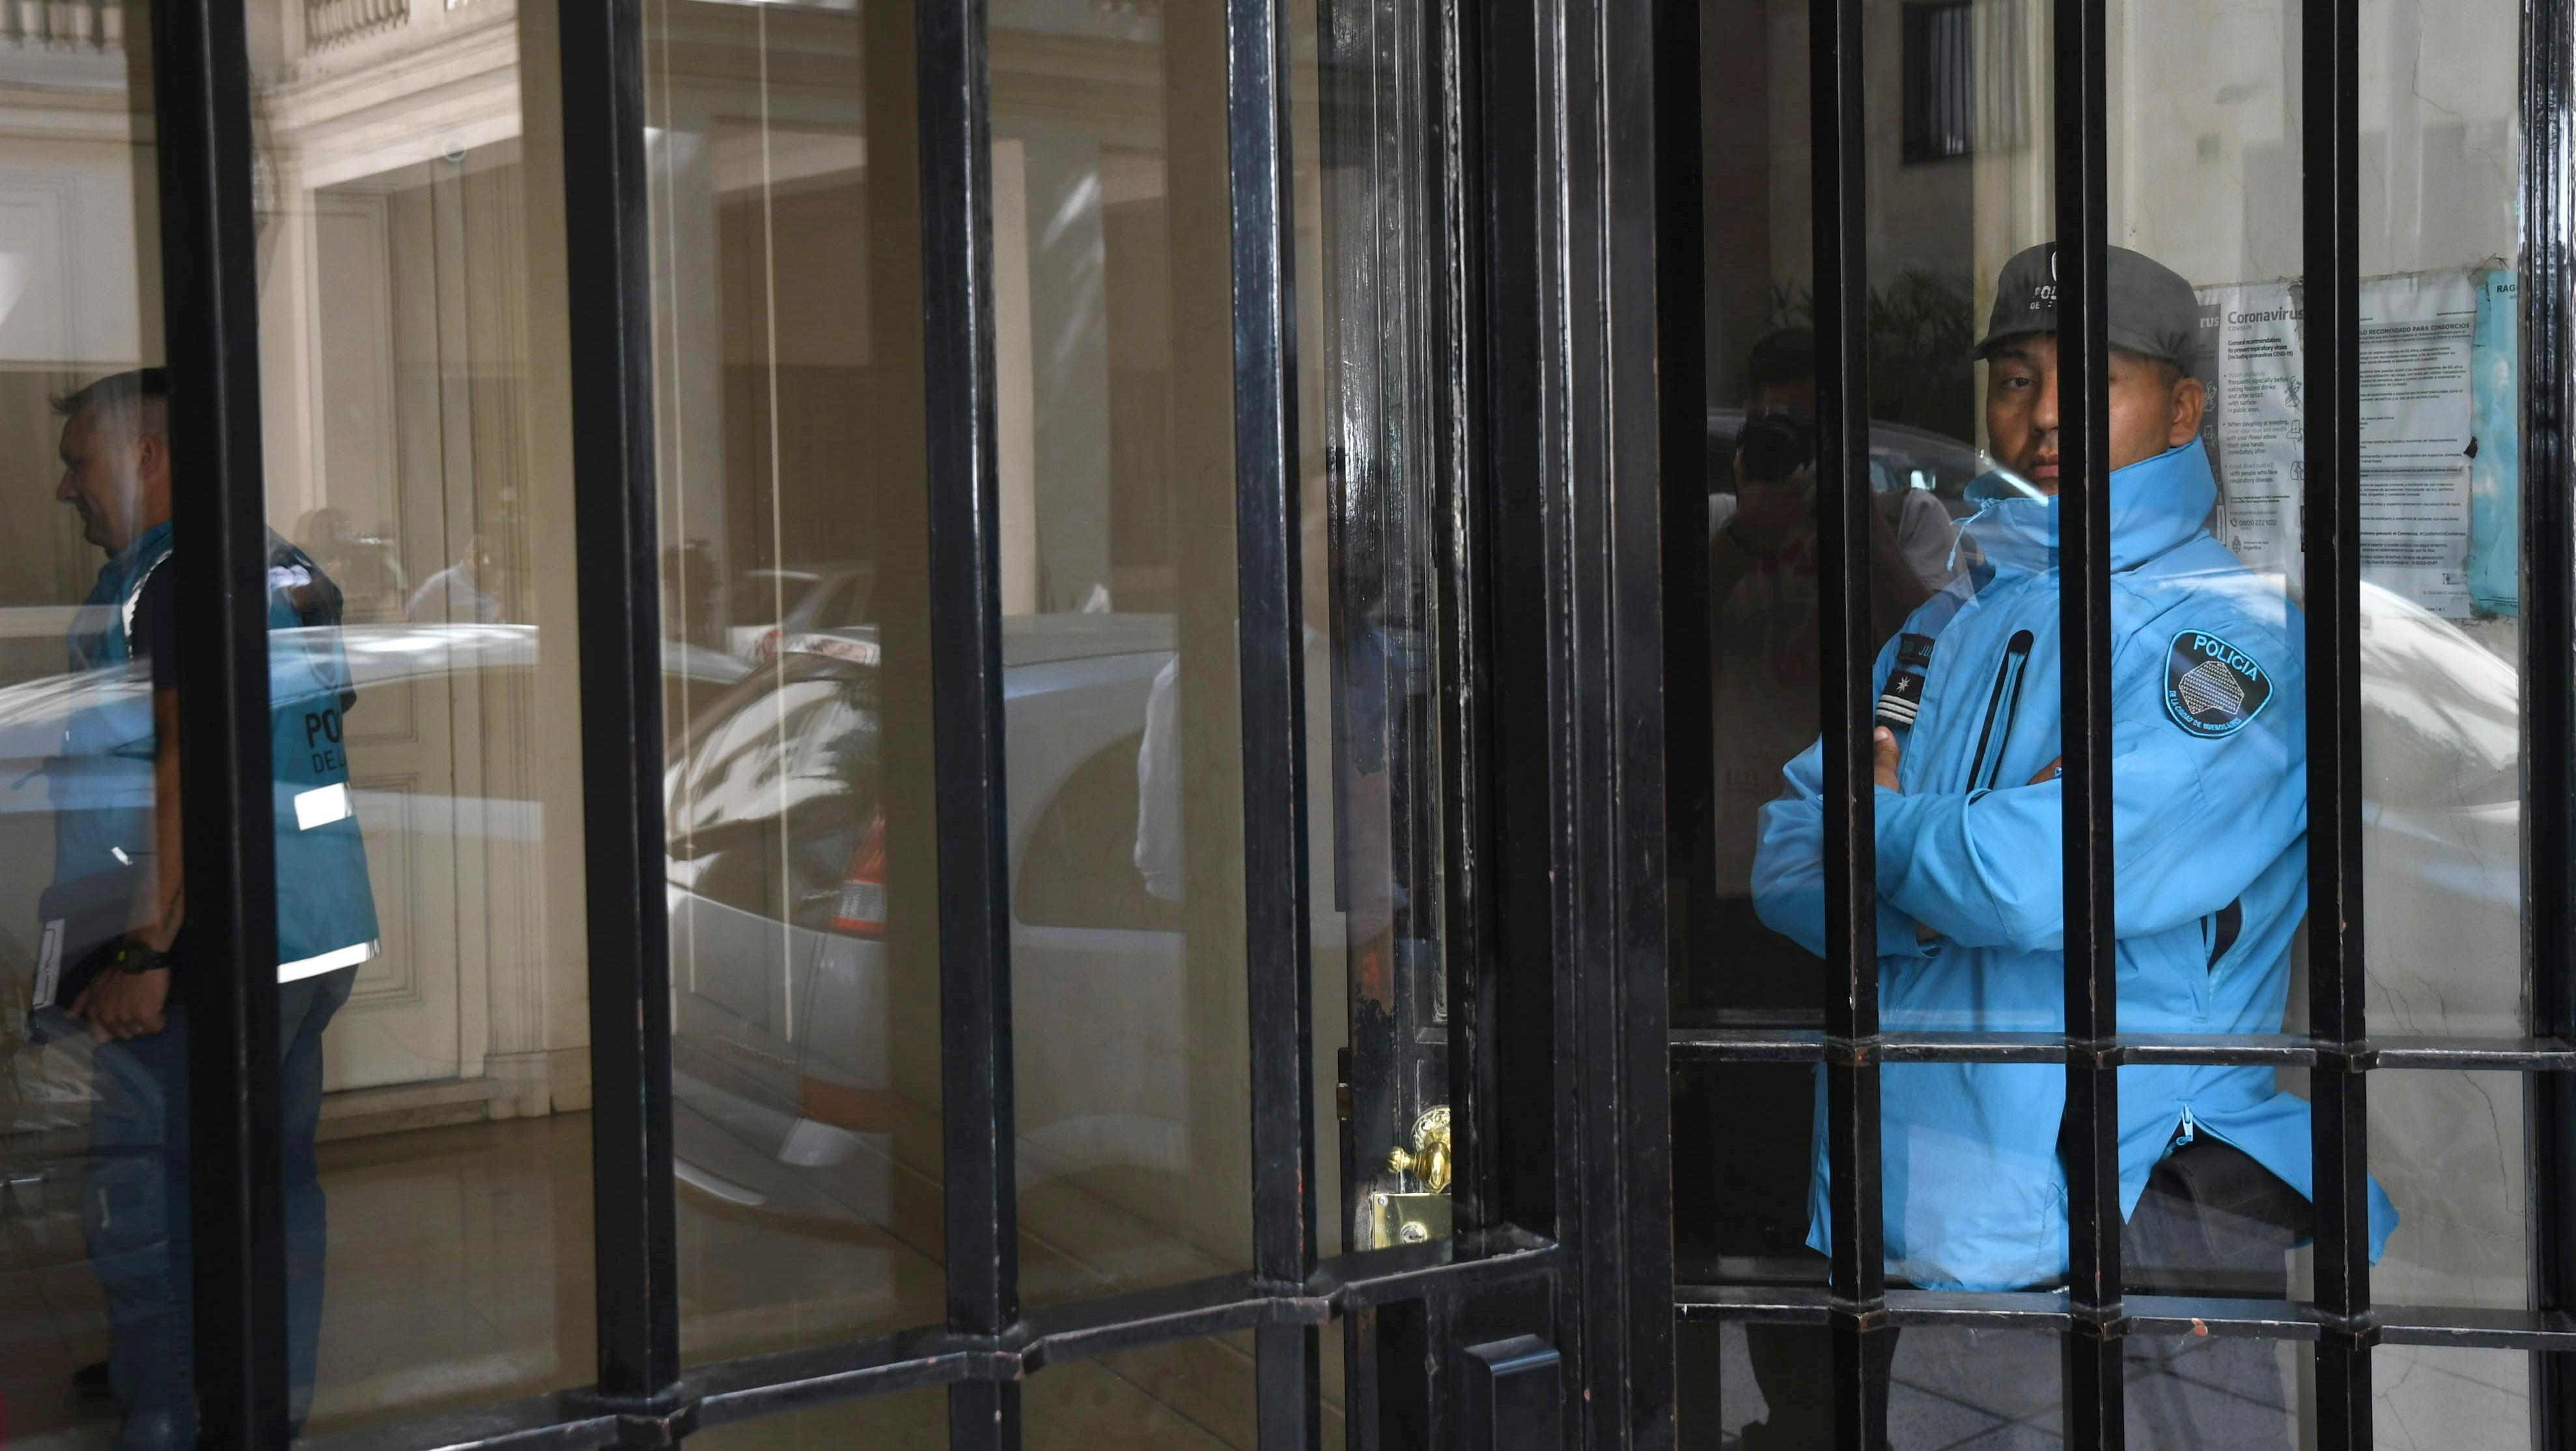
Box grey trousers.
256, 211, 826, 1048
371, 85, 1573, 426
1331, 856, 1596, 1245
1733, 1135, 2308, 1450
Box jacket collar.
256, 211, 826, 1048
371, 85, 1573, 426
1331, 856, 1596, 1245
1958, 440, 2218, 575
89, 520, 175, 604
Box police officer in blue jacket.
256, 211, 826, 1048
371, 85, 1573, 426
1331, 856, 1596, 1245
1748, 247, 2397, 1448
38, 369, 378, 1448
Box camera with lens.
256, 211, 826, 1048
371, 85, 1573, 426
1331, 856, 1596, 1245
1733, 406, 1818, 484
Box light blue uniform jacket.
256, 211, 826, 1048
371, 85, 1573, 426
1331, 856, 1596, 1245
1751, 441, 2398, 1292
53, 521, 380, 981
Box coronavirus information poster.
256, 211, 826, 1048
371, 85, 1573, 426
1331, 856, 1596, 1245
2197, 271, 2484, 617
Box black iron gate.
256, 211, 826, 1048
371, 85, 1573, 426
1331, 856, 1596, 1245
1662, 1, 2576, 1449
149, 0, 1673, 1445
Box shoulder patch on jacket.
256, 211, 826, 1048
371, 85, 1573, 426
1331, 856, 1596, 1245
2164, 631, 2273, 738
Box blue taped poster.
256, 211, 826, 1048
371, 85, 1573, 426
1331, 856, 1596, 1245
2469, 269, 2519, 616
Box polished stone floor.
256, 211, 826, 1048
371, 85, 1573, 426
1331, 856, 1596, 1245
0, 1112, 1278, 1448
0, 1109, 2535, 1448
1677, 1320, 2532, 1450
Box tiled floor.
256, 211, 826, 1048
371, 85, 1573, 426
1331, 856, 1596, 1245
0, 1111, 1289, 1449
1685, 1320, 2534, 1449
8, 1107, 2532, 1448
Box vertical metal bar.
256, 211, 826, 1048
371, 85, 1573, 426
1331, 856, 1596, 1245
2053, 0, 2122, 1443
1591, 0, 1680, 1428
2301, 0, 2372, 1443
152, 0, 287, 1435
557, 0, 682, 1413
1657, 0, 1715, 1020
1228, 0, 1321, 1431
2523, 0, 2576, 1443
1435, 0, 1504, 1239
915, 1, 1020, 1447
1808, 0, 1887, 1443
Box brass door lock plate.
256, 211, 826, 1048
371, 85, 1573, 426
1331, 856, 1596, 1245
1368, 1105, 1453, 1247
1368, 1189, 1453, 1247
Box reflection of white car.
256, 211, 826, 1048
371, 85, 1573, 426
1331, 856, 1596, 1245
2353, 581, 2521, 1036
0, 623, 749, 1132
662, 614, 1190, 1226
719, 564, 875, 663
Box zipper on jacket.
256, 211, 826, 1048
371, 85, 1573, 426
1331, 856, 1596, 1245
1964, 630, 2036, 794
2206, 897, 2244, 973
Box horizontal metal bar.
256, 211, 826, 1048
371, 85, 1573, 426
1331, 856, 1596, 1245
1671, 1029, 2576, 1070
1307, 1226, 1560, 1310
1675, 1286, 2576, 1349
2366, 1038, 2576, 1070
298, 1237, 1563, 1451
1020, 1273, 1326, 1374
318, 1271, 2576, 1451
691, 1326, 1002, 1429
2377, 1305, 2576, 1350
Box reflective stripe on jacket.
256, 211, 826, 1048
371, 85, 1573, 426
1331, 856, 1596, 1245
1751, 440, 2398, 1292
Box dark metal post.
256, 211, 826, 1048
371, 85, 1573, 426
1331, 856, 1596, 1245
1809, 0, 1888, 1441
1658, 0, 1715, 1019
2054, 0, 2123, 1443
557, 0, 684, 1426
915, 1, 1022, 1447
1434, 0, 1505, 1239
1225, 0, 1321, 1440
2525, 0, 2576, 1443
153, 0, 288, 1435
2301, 0, 2374, 1443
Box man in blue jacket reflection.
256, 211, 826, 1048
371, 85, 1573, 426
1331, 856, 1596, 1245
38, 369, 379, 1448
1748, 245, 2396, 1447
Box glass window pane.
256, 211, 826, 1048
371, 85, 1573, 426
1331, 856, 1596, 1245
1296, 0, 1457, 1258
2344, 1069, 2528, 1310
644, 0, 943, 1362
1022, 1333, 1256, 1450
1681, 1321, 2063, 1448
0, 23, 165, 1448
2092, 2, 2329, 1395
2344, 0, 2526, 1041
244, 0, 602, 1428
993, 0, 1253, 1305
688, 1383, 945, 1448
2371, 1344, 2530, 1448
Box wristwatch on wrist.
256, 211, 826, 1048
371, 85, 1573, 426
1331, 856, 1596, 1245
105, 939, 170, 976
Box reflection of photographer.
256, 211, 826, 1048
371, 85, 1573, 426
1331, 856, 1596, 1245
1714, 405, 1818, 555
1679, 328, 1967, 1451
1707, 331, 1962, 614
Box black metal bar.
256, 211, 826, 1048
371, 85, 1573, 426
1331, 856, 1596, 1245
1433, 0, 1505, 1240
1670, 1028, 2576, 1070
556, 0, 682, 1420
1809, 0, 1886, 1444
2052, 0, 2121, 1441
2301, 0, 2373, 1443
1656, 0, 1715, 1018
1589, 0, 1683, 1431
1222, 0, 1319, 1441
152, 0, 287, 1435
2525, 0, 2576, 1443
302, 1238, 1564, 1451
1678, 1287, 2576, 1351
914, 1, 1020, 1448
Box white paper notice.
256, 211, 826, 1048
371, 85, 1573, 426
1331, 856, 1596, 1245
2199, 272, 2480, 616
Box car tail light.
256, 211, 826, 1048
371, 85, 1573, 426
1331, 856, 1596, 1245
832, 808, 887, 937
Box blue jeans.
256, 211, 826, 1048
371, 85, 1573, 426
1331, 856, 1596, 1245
81, 969, 354, 1450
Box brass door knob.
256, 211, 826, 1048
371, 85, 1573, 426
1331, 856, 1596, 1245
1384, 1105, 1451, 1193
